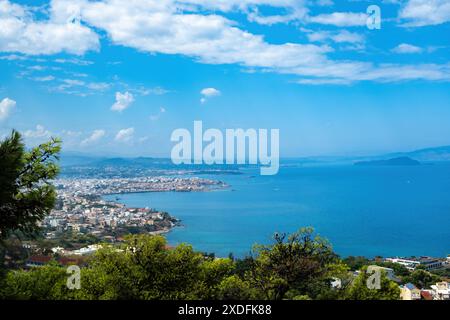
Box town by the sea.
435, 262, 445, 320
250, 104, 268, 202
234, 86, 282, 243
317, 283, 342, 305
104, 162, 450, 258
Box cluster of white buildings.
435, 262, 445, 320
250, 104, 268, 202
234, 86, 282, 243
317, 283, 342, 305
51, 244, 103, 256
384, 256, 450, 300
41, 176, 224, 240
42, 190, 176, 240
386, 256, 447, 271
54, 176, 227, 195
401, 282, 450, 300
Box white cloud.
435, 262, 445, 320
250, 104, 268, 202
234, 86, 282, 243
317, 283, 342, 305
111, 91, 134, 112
332, 30, 365, 44
81, 129, 105, 146
180, 0, 309, 25
28, 65, 47, 71
70, 72, 89, 78
50, 0, 329, 71
33, 75, 56, 82
392, 43, 423, 54
246, 5, 308, 25
0, 0, 99, 55
60, 0, 450, 83
297, 78, 353, 85
399, 0, 450, 27
54, 58, 93, 65
178, 0, 304, 11
23, 125, 51, 139
86, 82, 110, 91
1, 0, 449, 85
0, 54, 27, 60
201, 88, 221, 97
124, 85, 169, 96
308, 12, 368, 27
306, 30, 365, 44
200, 87, 221, 103
295, 62, 450, 84
63, 79, 85, 86
304, 30, 328, 42
0, 97, 16, 120
62, 130, 82, 137
52, 79, 110, 96
316, 0, 334, 6
115, 127, 135, 142
139, 87, 169, 96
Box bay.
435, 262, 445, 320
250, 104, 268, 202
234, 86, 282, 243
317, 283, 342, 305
104, 163, 450, 258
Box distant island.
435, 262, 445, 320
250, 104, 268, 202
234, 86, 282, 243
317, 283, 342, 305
354, 156, 421, 166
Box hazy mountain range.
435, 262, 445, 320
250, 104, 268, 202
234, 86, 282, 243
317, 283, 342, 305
60, 145, 450, 169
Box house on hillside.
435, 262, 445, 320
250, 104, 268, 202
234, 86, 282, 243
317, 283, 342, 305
26, 255, 52, 268
400, 283, 421, 300
430, 282, 450, 300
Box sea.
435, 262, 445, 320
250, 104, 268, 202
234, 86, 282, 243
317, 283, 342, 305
104, 163, 450, 258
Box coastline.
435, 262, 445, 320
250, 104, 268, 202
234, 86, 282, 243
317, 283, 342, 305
42, 176, 230, 244
105, 165, 450, 259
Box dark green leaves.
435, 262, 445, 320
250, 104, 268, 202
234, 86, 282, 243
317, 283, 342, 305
0, 130, 61, 239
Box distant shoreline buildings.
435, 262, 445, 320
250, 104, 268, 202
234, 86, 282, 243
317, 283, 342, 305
386, 257, 447, 271
41, 176, 228, 242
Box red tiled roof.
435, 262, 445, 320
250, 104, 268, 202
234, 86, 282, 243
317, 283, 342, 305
27, 255, 52, 263
58, 257, 85, 266
421, 291, 433, 300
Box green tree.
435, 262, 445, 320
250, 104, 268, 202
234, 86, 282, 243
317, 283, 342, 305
0, 130, 61, 239
78, 235, 235, 300
234, 256, 254, 278
313, 262, 354, 300
0, 230, 406, 301
342, 256, 370, 271
245, 227, 338, 300
345, 266, 400, 300
402, 269, 441, 289
0, 262, 75, 300
374, 261, 410, 277
216, 275, 257, 300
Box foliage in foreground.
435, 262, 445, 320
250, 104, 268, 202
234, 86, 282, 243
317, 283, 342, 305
0, 229, 400, 300
0, 130, 61, 239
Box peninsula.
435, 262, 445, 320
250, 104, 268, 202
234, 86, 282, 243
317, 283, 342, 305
354, 157, 421, 166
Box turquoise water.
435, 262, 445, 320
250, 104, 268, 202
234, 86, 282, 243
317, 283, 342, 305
104, 164, 450, 258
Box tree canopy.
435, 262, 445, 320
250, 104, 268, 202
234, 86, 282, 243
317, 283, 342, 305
0, 130, 61, 239
0, 229, 402, 300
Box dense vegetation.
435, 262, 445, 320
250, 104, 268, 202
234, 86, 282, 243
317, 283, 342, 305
0, 229, 401, 300
0, 130, 61, 239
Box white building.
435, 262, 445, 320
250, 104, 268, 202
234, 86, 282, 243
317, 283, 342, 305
400, 283, 421, 300
386, 257, 443, 271
51, 247, 65, 255
71, 244, 103, 256
430, 282, 450, 300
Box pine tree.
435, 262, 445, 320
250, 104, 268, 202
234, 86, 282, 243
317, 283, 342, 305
0, 130, 61, 239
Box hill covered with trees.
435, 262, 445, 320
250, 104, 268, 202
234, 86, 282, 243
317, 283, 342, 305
0, 229, 401, 300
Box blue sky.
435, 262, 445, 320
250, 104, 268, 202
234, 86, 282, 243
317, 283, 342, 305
0, 0, 449, 157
